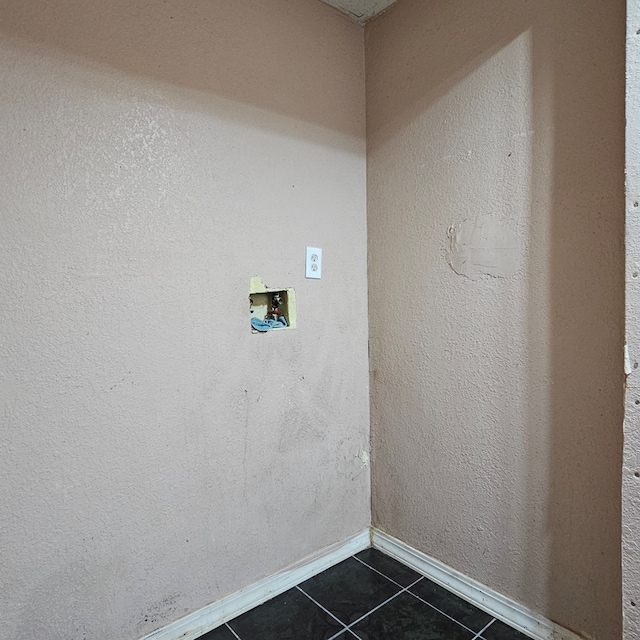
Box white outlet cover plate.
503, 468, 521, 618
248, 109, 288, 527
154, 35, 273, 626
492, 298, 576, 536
306, 247, 322, 279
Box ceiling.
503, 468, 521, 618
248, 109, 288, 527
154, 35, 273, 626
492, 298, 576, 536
320, 0, 398, 23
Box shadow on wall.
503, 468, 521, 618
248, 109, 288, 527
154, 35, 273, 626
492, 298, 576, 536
528, 5, 624, 635
0, 0, 364, 141
367, 0, 623, 638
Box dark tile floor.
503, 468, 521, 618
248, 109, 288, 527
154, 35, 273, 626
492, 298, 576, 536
199, 548, 533, 640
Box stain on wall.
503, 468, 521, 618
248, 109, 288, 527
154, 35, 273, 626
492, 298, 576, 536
366, 1, 624, 638
0, 1, 370, 638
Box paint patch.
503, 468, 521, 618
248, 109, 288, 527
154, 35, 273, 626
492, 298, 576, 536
446, 214, 521, 280
359, 451, 370, 466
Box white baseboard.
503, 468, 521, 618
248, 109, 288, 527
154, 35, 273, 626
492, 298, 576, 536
142, 527, 585, 640
140, 529, 370, 640
371, 529, 584, 640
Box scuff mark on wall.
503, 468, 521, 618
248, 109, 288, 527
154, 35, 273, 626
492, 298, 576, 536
349, 449, 370, 482
446, 214, 521, 280
139, 593, 180, 628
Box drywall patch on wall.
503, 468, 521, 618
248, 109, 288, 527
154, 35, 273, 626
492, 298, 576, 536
446, 214, 521, 280
366, 0, 623, 637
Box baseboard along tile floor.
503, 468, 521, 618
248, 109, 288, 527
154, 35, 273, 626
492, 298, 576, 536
198, 548, 532, 640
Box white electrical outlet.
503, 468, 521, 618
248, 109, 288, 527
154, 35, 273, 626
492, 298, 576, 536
305, 247, 322, 279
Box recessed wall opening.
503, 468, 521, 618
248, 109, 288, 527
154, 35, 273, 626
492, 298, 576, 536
249, 277, 296, 332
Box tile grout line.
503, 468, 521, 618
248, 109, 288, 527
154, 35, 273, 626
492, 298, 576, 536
295, 585, 350, 640
343, 575, 424, 632
405, 584, 487, 635
471, 618, 496, 639
354, 553, 486, 636
224, 622, 242, 640
351, 554, 414, 590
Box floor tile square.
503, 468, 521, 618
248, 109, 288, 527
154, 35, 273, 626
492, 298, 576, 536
481, 619, 533, 640
299, 557, 401, 625
227, 587, 344, 640
198, 624, 237, 640
355, 549, 422, 587
350, 591, 475, 640
409, 578, 493, 631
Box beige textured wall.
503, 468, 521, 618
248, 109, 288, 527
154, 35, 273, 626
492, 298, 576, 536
625, 2, 640, 638
0, 2, 370, 638
366, 1, 624, 638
